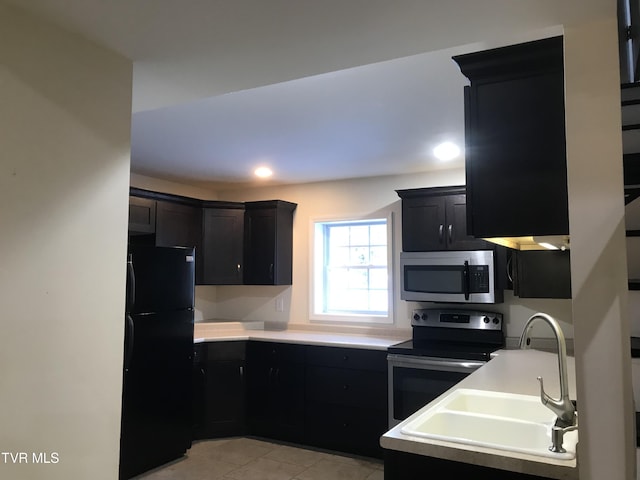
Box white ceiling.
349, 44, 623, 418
10, 0, 598, 188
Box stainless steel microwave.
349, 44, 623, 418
400, 250, 502, 304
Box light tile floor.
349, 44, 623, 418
134, 437, 384, 480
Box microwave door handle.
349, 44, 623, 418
463, 260, 470, 300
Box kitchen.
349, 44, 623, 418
0, 1, 634, 479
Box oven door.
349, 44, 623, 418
387, 353, 485, 428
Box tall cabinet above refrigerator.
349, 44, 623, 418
119, 245, 195, 480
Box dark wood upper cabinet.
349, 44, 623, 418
397, 186, 490, 251
452, 36, 569, 239
128, 188, 296, 286
128, 196, 156, 234
201, 206, 244, 285
155, 200, 202, 250
243, 200, 297, 285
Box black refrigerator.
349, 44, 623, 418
119, 245, 195, 480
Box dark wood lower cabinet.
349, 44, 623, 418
246, 341, 306, 443
384, 450, 555, 480
304, 346, 388, 458
194, 341, 386, 459
192, 341, 246, 439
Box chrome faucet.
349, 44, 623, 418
519, 313, 576, 429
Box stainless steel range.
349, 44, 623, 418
387, 308, 504, 427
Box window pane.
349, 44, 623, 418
369, 290, 388, 312
350, 246, 369, 265
329, 246, 350, 267
347, 268, 368, 289
370, 224, 387, 245
369, 268, 387, 289
330, 226, 350, 247
369, 246, 387, 266
350, 225, 370, 246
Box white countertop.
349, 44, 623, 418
381, 349, 578, 480
193, 321, 410, 350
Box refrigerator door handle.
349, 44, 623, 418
124, 314, 135, 372
127, 254, 136, 309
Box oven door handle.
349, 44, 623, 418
387, 354, 485, 371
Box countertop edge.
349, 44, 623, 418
193, 325, 410, 350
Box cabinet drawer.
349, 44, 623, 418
205, 341, 246, 361
306, 366, 387, 410
247, 341, 306, 364
305, 345, 387, 372
305, 402, 387, 458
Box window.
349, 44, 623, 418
311, 216, 392, 324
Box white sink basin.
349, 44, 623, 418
400, 388, 578, 460
443, 388, 556, 423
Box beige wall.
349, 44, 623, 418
0, 3, 132, 479
133, 170, 573, 338
564, 15, 636, 479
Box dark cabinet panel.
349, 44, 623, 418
193, 341, 246, 439
128, 189, 295, 286
246, 341, 305, 443
156, 200, 202, 250
397, 187, 490, 251
304, 346, 388, 459
305, 345, 387, 372
128, 196, 156, 234
453, 36, 568, 239
244, 201, 297, 285
202, 207, 244, 285
384, 450, 555, 479
512, 250, 571, 299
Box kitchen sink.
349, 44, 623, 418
400, 388, 578, 460
442, 388, 557, 423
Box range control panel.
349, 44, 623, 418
411, 308, 503, 331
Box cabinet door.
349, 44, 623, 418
401, 195, 447, 251
244, 208, 277, 284
204, 360, 246, 437
202, 208, 244, 285
155, 200, 202, 249
512, 250, 571, 299
244, 201, 296, 285
192, 344, 207, 440
455, 37, 568, 238
128, 196, 156, 234
445, 195, 491, 250
246, 342, 305, 442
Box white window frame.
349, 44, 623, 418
309, 212, 394, 325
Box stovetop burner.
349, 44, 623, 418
388, 308, 505, 361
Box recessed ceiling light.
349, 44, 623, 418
433, 141, 461, 161
254, 166, 273, 178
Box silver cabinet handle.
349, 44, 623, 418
438, 224, 444, 243
448, 224, 453, 243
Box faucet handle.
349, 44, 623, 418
537, 376, 558, 412
536, 376, 550, 405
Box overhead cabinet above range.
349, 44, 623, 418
396, 186, 491, 252
452, 36, 569, 241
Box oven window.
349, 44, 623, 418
392, 365, 469, 423
404, 265, 465, 294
